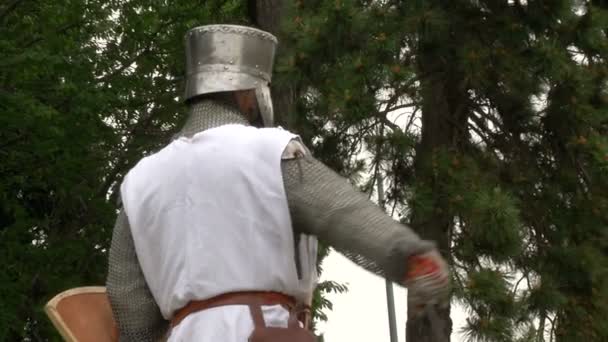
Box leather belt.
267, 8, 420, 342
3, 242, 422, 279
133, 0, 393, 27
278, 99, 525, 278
171, 291, 310, 328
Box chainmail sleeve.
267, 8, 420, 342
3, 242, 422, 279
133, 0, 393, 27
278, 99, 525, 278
282, 155, 435, 283
106, 210, 168, 342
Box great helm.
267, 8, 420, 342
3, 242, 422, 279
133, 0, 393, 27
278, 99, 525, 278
184, 24, 278, 127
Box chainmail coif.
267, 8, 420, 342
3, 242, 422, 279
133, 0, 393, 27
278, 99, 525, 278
106, 98, 435, 341
177, 97, 248, 138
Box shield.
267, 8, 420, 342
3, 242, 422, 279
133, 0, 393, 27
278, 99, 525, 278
45, 286, 118, 342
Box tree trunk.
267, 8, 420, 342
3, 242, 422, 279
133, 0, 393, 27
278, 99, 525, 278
406, 30, 469, 342
252, 0, 297, 130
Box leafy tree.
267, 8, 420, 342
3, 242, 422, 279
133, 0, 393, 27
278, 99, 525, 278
1, 0, 345, 339
0, 0, 248, 339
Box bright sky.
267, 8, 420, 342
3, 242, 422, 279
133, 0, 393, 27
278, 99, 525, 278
317, 251, 468, 342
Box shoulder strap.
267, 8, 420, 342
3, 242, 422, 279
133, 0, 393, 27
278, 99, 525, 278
248, 304, 267, 328
249, 303, 305, 329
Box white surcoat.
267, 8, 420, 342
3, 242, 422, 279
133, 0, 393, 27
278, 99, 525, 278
120, 124, 318, 341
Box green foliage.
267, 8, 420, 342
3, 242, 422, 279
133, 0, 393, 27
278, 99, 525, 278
462, 269, 518, 340
0, 0, 251, 339
310, 241, 348, 338
1, 1, 344, 339
3, 0, 608, 341
280, 0, 608, 341
311, 279, 348, 326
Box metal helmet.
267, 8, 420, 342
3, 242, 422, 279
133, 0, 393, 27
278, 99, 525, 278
184, 24, 278, 127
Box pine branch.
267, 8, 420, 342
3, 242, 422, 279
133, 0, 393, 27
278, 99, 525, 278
381, 102, 419, 115
512, 272, 528, 296
381, 77, 420, 108
371, 95, 420, 134
404, 107, 419, 133
468, 113, 497, 147
571, 154, 592, 200
372, 110, 401, 132
546, 315, 556, 342
368, 136, 381, 200
472, 102, 505, 134
450, 262, 468, 298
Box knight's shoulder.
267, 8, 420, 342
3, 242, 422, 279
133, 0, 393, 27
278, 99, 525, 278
282, 138, 310, 160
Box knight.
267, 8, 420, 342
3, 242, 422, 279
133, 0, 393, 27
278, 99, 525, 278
106, 24, 449, 341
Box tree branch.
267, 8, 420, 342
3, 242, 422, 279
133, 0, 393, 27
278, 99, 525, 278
380, 76, 419, 108
380, 102, 419, 115
512, 271, 528, 296
468, 113, 497, 146
405, 107, 419, 133
376, 113, 401, 132
471, 102, 505, 133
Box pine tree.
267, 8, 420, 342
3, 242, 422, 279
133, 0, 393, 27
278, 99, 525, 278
279, 0, 608, 341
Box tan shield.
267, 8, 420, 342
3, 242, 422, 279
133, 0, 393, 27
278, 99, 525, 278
44, 286, 118, 342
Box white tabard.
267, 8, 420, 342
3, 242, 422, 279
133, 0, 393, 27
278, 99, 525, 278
120, 124, 318, 341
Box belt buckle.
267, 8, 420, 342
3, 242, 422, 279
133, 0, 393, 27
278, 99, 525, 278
292, 302, 311, 329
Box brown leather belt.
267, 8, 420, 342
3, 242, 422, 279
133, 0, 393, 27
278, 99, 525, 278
171, 291, 309, 328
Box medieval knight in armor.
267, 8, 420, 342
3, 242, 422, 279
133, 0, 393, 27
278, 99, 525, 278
106, 24, 450, 342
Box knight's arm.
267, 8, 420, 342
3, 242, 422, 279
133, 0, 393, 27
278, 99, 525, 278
281, 141, 435, 283
106, 209, 168, 342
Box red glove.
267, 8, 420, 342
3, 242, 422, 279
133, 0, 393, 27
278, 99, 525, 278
402, 249, 450, 317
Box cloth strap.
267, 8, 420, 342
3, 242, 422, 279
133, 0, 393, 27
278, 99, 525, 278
170, 291, 307, 328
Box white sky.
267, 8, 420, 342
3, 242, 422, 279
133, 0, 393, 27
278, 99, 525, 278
317, 251, 468, 342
